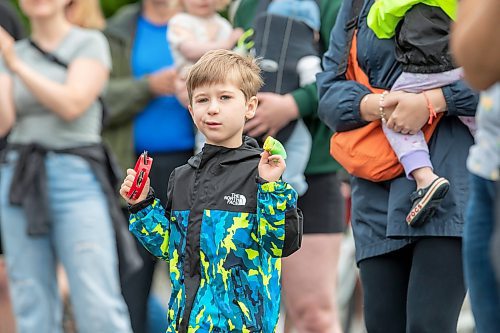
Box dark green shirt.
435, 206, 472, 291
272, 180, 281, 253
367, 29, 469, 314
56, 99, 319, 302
232, 0, 343, 174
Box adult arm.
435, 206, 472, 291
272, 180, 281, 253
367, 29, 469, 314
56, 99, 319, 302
0, 74, 15, 136
104, 76, 153, 127
175, 29, 242, 62
382, 82, 479, 134
318, 0, 479, 134
241, 0, 344, 137
451, 0, 500, 90
317, 0, 375, 133
102, 31, 175, 127
168, 14, 242, 63
0, 28, 109, 122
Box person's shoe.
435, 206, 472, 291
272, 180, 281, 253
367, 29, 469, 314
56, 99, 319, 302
406, 177, 450, 227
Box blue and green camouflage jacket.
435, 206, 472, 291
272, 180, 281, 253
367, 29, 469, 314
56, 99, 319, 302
128, 137, 303, 332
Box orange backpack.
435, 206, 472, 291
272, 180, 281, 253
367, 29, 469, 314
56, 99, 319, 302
329, 0, 442, 182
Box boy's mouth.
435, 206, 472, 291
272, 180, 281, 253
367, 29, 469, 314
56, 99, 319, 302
205, 121, 222, 128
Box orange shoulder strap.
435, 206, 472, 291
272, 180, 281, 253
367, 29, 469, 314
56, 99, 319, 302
346, 32, 384, 95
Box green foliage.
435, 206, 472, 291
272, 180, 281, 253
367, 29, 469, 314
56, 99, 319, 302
101, 0, 139, 18
9, 0, 29, 31
10, 0, 139, 20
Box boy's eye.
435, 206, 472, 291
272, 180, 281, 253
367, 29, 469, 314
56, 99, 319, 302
220, 95, 232, 100
196, 98, 208, 103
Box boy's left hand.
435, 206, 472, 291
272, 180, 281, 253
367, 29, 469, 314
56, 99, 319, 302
258, 150, 286, 183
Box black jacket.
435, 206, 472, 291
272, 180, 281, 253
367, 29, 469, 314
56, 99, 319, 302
395, 3, 455, 73
129, 136, 303, 332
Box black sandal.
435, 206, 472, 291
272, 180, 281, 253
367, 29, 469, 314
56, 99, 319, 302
406, 177, 450, 227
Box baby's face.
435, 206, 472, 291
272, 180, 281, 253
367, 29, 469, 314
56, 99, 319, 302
182, 0, 217, 18
188, 82, 257, 148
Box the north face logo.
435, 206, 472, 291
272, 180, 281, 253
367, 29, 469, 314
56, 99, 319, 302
224, 193, 247, 206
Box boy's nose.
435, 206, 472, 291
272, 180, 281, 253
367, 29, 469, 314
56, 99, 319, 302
207, 101, 220, 115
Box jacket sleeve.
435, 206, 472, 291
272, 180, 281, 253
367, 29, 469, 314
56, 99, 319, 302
103, 33, 153, 127
104, 77, 153, 127
129, 198, 170, 260
317, 0, 477, 132
317, 0, 372, 133
128, 172, 175, 261
290, 0, 343, 120
290, 82, 318, 119
442, 80, 480, 117
257, 181, 302, 258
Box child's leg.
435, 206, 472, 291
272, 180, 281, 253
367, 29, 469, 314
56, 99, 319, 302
388, 71, 458, 227
392, 68, 464, 93
381, 123, 437, 188
281, 120, 311, 196
458, 116, 477, 136
382, 123, 450, 227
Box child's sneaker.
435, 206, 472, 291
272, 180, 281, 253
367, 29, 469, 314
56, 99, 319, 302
406, 177, 450, 227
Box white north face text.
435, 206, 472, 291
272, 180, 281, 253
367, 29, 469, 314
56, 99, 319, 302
224, 193, 247, 206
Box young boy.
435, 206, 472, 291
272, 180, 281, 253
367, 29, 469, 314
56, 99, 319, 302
120, 49, 303, 333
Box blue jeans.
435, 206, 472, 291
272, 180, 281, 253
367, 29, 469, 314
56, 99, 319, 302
463, 173, 500, 333
282, 119, 311, 196
0, 151, 132, 333
147, 294, 168, 333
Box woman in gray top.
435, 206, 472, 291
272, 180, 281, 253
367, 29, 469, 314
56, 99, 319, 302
0, 1, 133, 332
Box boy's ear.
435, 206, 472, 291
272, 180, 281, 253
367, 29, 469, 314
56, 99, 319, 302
245, 96, 258, 120
188, 105, 194, 118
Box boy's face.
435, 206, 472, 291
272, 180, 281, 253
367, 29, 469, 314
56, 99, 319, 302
188, 82, 257, 148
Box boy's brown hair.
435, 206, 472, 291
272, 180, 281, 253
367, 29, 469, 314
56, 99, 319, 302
186, 49, 263, 105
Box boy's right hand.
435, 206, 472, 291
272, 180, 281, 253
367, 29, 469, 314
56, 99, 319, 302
119, 168, 151, 206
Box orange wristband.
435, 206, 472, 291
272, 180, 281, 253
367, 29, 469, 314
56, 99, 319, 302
422, 91, 437, 125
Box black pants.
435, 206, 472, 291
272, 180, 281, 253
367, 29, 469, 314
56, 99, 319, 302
121, 150, 192, 333
359, 237, 466, 333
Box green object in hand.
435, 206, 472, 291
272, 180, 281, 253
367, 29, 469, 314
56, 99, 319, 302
263, 136, 287, 159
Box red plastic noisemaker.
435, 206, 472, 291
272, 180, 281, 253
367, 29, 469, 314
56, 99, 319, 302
127, 151, 153, 200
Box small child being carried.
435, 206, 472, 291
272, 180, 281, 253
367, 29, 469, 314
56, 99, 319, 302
368, 0, 476, 227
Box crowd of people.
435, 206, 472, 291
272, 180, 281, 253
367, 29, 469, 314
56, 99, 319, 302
0, 0, 498, 333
